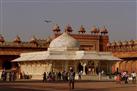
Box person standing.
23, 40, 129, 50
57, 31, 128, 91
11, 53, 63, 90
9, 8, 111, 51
78, 71, 82, 80
98, 72, 101, 80
1, 70, 6, 81
116, 74, 121, 84
131, 71, 136, 84
9, 72, 12, 81
124, 71, 128, 84
43, 72, 47, 82
68, 68, 75, 90
57, 72, 61, 80
13, 72, 16, 81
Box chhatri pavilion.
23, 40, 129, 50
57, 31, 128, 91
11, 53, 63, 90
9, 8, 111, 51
12, 31, 120, 79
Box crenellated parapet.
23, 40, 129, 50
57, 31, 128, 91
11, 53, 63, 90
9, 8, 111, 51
107, 40, 137, 52
0, 25, 110, 52
0, 35, 51, 49
0, 41, 48, 48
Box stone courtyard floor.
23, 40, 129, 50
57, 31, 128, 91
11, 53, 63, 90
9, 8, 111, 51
0, 80, 136, 91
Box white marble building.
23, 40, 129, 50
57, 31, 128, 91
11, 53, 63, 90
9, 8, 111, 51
12, 32, 121, 79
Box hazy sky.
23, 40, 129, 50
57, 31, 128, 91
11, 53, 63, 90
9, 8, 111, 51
0, 0, 137, 42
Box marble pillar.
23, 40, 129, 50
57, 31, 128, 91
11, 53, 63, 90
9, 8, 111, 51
82, 62, 87, 75
74, 61, 78, 73
94, 60, 99, 75
65, 61, 68, 71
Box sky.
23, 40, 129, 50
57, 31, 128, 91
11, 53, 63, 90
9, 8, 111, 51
0, 0, 137, 42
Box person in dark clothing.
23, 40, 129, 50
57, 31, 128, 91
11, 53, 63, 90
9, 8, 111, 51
43, 72, 47, 82
62, 70, 66, 81
57, 72, 61, 80
1, 70, 5, 81
12, 72, 16, 81
68, 68, 75, 90
125, 71, 128, 84
1, 70, 7, 81
9, 72, 12, 81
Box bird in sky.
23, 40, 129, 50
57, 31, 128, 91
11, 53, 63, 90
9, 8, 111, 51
44, 20, 52, 23
40, 17, 52, 23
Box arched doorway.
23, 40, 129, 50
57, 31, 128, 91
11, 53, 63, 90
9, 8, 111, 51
87, 61, 95, 75
2, 61, 12, 70
77, 62, 83, 73
1, 55, 19, 70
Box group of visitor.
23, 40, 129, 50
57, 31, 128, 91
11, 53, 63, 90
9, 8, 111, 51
115, 71, 136, 84
1, 70, 16, 81
43, 67, 76, 89
43, 71, 58, 82
20, 72, 32, 79
43, 70, 72, 82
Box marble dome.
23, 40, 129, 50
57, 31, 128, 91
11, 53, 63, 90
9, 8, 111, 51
49, 32, 80, 49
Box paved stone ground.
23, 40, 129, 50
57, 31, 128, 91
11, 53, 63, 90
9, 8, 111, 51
0, 80, 136, 91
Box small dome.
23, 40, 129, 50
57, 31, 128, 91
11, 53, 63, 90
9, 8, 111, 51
117, 41, 122, 46
129, 40, 134, 46
30, 36, 37, 43
0, 34, 4, 43
52, 24, 61, 33
91, 26, 99, 33
100, 26, 108, 34
135, 40, 137, 45
13, 35, 21, 43
123, 40, 128, 46
111, 41, 117, 46
106, 42, 111, 47
65, 25, 73, 32
78, 25, 86, 33
49, 32, 80, 49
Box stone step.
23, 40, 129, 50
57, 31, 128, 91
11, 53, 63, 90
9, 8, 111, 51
81, 75, 111, 80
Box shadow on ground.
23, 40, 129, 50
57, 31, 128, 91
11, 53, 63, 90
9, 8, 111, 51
0, 87, 106, 91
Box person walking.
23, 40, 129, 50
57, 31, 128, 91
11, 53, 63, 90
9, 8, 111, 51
68, 67, 75, 90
